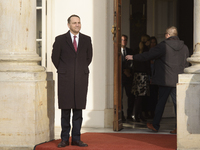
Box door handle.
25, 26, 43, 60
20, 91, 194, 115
111, 25, 116, 41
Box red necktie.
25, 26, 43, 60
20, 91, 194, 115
73, 36, 77, 52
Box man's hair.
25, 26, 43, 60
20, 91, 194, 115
122, 34, 128, 40
67, 14, 80, 24
166, 26, 178, 36
141, 34, 150, 42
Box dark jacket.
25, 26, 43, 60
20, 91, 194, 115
122, 47, 134, 85
51, 31, 93, 109
122, 47, 134, 69
133, 36, 189, 87
133, 45, 151, 75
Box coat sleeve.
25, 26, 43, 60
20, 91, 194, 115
51, 37, 61, 69
133, 42, 165, 61
87, 37, 93, 66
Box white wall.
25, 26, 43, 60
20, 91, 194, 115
147, 0, 177, 43
147, 0, 155, 37
49, 0, 114, 128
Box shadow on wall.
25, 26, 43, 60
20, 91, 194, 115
185, 75, 200, 134
47, 72, 55, 139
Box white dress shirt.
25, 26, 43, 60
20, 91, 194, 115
121, 47, 126, 56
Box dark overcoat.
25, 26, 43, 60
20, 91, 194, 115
122, 47, 134, 85
51, 31, 93, 109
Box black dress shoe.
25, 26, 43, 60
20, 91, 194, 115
71, 141, 88, 147
57, 140, 69, 148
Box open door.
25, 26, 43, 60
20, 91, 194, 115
112, 0, 122, 131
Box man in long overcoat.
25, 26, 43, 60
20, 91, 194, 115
52, 14, 93, 147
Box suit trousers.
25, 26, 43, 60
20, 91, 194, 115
61, 109, 82, 142
152, 86, 176, 130
122, 76, 134, 119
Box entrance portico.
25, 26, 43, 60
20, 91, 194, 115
0, 0, 200, 149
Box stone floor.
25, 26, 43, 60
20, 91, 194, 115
55, 117, 176, 139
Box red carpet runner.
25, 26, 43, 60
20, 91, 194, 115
34, 133, 176, 150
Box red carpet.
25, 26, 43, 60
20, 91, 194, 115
34, 133, 176, 150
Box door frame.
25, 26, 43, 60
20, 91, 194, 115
113, 0, 123, 131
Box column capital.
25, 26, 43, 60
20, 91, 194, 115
184, 43, 200, 73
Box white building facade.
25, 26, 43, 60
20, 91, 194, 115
1, 0, 200, 149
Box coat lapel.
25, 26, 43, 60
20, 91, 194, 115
77, 33, 84, 55
65, 31, 85, 54
65, 31, 76, 53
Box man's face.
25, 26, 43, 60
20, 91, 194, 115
165, 30, 170, 39
68, 17, 81, 35
150, 39, 156, 48
121, 36, 127, 48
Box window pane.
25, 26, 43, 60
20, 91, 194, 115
36, 41, 42, 57
37, 0, 42, 7
36, 9, 42, 39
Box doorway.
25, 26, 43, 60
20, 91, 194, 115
114, 0, 193, 131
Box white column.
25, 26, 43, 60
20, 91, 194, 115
184, 0, 200, 74
0, 0, 54, 149
177, 1, 200, 150
0, 0, 44, 72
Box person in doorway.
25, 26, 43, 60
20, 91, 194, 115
52, 14, 93, 147
148, 36, 159, 119
126, 26, 189, 133
132, 34, 151, 122
121, 35, 135, 122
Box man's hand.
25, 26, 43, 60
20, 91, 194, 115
125, 55, 133, 60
